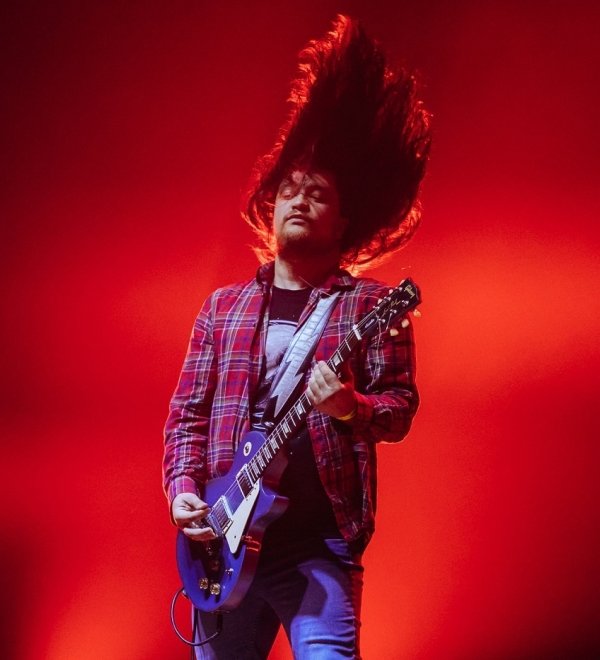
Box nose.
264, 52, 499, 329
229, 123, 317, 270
291, 192, 309, 211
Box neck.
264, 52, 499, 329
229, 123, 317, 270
273, 254, 339, 290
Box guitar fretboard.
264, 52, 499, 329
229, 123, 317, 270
245, 332, 361, 487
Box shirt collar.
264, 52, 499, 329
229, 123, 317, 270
255, 261, 355, 293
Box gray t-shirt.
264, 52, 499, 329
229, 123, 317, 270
252, 286, 340, 539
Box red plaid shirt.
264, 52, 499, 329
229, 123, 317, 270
163, 262, 418, 547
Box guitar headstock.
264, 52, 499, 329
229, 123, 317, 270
359, 278, 422, 339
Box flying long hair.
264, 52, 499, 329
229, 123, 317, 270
243, 14, 432, 271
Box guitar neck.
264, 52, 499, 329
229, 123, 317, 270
242, 277, 419, 487
244, 326, 362, 484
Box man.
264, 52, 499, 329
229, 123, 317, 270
163, 15, 430, 659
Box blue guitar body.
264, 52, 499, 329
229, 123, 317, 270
176, 430, 288, 612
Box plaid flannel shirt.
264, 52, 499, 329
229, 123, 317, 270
163, 261, 418, 547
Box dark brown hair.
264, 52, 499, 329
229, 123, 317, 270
243, 15, 432, 271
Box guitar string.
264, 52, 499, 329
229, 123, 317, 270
216, 325, 362, 516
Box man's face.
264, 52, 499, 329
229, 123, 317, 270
273, 170, 347, 258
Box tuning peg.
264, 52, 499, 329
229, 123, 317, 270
377, 298, 382, 303
401, 319, 410, 329
413, 309, 422, 318
389, 328, 399, 337
388, 288, 394, 294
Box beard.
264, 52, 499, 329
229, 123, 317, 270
275, 225, 339, 261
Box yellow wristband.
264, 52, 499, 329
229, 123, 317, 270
337, 405, 357, 422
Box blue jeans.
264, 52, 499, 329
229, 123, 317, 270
194, 536, 364, 659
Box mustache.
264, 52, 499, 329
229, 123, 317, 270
285, 212, 312, 222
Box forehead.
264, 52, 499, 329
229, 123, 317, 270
279, 169, 337, 191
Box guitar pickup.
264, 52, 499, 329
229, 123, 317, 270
206, 500, 232, 536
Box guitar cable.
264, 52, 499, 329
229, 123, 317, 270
170, 587, 223, 653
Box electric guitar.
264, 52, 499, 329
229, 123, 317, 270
176, 278, 421, 612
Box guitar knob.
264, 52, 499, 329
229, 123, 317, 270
198, 578, 209, 590
209, 582, 221, 596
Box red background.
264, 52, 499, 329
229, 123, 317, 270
2, 2, 599, 658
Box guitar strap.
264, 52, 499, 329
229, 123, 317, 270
260, 290, 341, 426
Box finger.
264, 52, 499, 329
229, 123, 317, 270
182, 525, 217, 542
175, 506, 210, 524
172, 502, 211, 528
315, 360, 335, 376
173, 499, 210, 516
307, 380, 324, 405
314, 362, 341, 389
185, 497, 208, 511
309, 373, 328, 401
311, 363, 328, 387
174, 492, 208, 511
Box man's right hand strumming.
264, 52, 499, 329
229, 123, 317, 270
171, 492, 217, 541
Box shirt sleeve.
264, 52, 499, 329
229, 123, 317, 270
162, 294, 217, 505
346, 312, 419, 443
